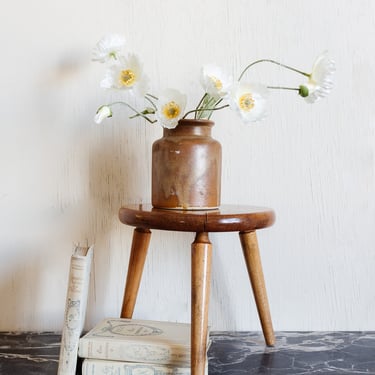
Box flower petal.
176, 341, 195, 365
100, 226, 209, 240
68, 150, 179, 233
94, 105, 112, 123
99, 53, 149, 96
200, 64, 232, 99
92, 34, 126, 63
303, 51, 336, 103
156, 89, 187, 128
228, 82, 268, 123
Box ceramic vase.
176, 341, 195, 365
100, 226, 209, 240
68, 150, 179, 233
152, 119, 222, 210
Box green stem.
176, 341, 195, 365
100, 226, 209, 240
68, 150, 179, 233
146, 93, 159, 100
183, 104, 230, 119
145, 95, 157, 110
267, 86, 300, 91
238, 59, 310, 81
110, 101, 157, 124
194, 93, 209, 119
197, 95, 217, 119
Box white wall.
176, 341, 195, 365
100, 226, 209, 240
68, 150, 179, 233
0, 0, 374, 332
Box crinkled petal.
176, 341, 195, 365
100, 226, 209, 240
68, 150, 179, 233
304, 51, 336, 103
200, 64, 232, 98
99, 53, 148, 97
94, 105, 112, 123
228, 82, 269, 123
156, 88, 187, 128
92, 34, 126, 63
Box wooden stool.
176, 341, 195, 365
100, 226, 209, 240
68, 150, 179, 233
118, 204, 275, 375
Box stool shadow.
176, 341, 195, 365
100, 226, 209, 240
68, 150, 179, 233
210, 235, 239, 330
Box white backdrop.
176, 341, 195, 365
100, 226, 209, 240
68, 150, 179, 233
0, 0, 374, 331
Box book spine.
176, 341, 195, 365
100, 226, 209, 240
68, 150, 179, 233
57, 245, 94, 375
78, 339, 190, 366
82, 359, 208, 375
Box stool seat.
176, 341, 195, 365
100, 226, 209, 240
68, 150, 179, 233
119, 204, 275, 232
118, 204, 276, 375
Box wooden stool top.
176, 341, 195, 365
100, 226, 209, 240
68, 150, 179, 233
119, 204, 275, 233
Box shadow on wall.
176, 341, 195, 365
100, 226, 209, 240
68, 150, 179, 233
85, 123, 151, 321
0, 49, 152, 330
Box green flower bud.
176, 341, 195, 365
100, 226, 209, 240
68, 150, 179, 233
142, 107, 155, 115
299, 85, 309, 98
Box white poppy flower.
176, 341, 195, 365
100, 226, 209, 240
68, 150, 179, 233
301, 51, 335, 103
156, 89, 187, 129
200, 64, 232, 98
100, 54, 149, 96
228, 82, 269, 123
94, 105, 112, 124
92, 34, 126, 63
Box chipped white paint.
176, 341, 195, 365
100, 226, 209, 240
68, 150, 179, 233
0, 0, 374, 332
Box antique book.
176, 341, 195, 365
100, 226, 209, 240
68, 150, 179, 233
81, 358, 208, 375
79, 318, 208, 366
57, 245, 94, 375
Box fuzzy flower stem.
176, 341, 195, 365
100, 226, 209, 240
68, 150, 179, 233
197, 96, 216, 119
110, 101, 157, 123
146, 93, 159, 100
238, 59, 310, 81
183, 104, 230, 119
194, 93, 209, 119
145, 95, 157, 110
267, 86, 300, 91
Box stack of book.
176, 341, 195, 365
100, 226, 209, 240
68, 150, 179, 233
78, 318, 209, 375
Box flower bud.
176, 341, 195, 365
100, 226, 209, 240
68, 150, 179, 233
94, 105, 112, 124
299, 85, 309, 98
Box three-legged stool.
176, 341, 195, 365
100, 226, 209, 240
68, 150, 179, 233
118, 204, 275, 375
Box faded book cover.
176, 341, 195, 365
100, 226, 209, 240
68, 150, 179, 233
82, 358, 209, 375
79, 318, 202, 366
57, 245, 94, 375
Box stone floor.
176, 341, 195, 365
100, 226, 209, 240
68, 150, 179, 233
0, 331, 374, 374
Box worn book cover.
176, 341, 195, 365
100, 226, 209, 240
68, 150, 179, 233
57, 245, 94, 375
82, 358, 208, 375
78, 318, 202, 366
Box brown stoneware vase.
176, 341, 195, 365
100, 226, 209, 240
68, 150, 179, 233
152, 119, 222, 210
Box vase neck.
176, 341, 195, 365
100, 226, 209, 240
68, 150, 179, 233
163, 119, 214, 137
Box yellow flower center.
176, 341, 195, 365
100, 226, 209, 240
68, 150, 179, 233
162, 101, 181, 119
210, 76, 223, 91
238, 93, 255, 112
120, 69, 136, 87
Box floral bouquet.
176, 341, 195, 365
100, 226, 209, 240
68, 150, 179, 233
93, 34, 335, 129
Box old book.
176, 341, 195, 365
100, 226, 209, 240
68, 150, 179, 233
79, 318, 208, 366
57, 245, 94, 375
81, 358, 208, 375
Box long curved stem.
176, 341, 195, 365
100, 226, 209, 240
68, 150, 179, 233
267, 86, 299, 91
195, 93, 209, 110
145, 93, 159, 100
239, 59, 310, 81
145, 95, 157, 110
183, 104, 230, 119
110, 101, 156, 123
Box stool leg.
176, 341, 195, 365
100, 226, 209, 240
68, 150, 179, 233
121, 227, 151, 318
191, 232, 212, 375
239, 230, 275, 346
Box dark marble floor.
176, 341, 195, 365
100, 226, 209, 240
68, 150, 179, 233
0, 331, 374, 374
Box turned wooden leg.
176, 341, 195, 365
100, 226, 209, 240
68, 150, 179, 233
120, 227, 151, 318
239, 230, 275, 346
191, 232, 212, 375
